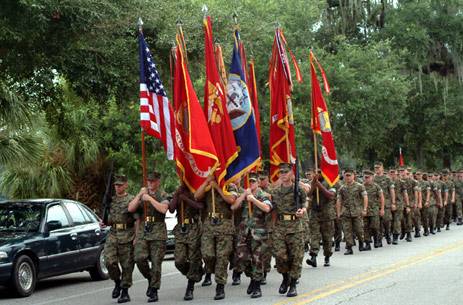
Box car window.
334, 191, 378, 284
63, 201, 91, 225
46, 205, 70, 227
79, 204, 99, 222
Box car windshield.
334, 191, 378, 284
0, 203, 42, 232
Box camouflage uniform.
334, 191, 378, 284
261, 185, 274, 275
309, 181, 336, 258
403, 178, 419, 235
455, 178, 463, 222
363, 182, 383, 244
134, 189, 168, 290
270, 184, 307, 281
337, 182, 367, 248
300, 178, 311, 250
333, 182, 343, 250
374, 175, 394, 243
427, 180, 441, 231
443, 179, 456, 227
201, 186, 236, 285
104, 193, 136, 289
418, 179, 431, 233
436, 180, 446, 229
392, 179, 407, 236
235, 189, 272, 282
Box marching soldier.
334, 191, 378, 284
417, 172, 431, 235
429, 173, 442, 234
363, 170, 384, 249
455, 170, 463, 225
232, 172, 272, 298
388, 169, 409, 244
169, 183, 205, 301
306, 173, 337, 267
400, 168, 418, 242
336, 168, 368, 254
259, 170, 273, 285
195, 175, 238, 300
104, 174, 138, 304
271, 163, 308, 297
442, 169, 456, 230
374, 162, 395, 245
128, 172, 169, 303
435, 173, 446, 232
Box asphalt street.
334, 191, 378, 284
2, 225, 463, 305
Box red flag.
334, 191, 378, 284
214, 43, 228, 87
268, 28, 299, 182
399, 147, 405, 166
173, 28, 218, 192
310, 51, 339, 186
248, 59, 261, 162
203, 16, 238, 190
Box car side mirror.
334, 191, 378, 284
46, 220, 63, 232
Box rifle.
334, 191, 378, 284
101, 161, 114, 225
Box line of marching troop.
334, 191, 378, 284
103, 161, 463, 303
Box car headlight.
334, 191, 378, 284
0, 251, 8, 260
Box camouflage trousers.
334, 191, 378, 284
174, 223, 204, 283
381, 208, 392, 238
201, 223, 233, 285
401, 208, 413, 233
334, 218, 343, 245
363, 215, 380, 242
262, 232, 273, 273
135, 239, 166, 289
422, 206, 437, 230
457, 199, 463, 218
309, 219, 334, 257
412, 207, 421, 231
436, 206, 445, 228
272, 228, 305, 280
444, 203, 454, 225
104, 236, 134, 288
303, 213, 310, 248
392, 209, 403, 235
342, 216, 364, 248
235, 229, 268, 281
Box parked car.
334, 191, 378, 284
0, 199, 110, 297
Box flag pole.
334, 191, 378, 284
139, 18, 148, 223
313, 132, 320, 205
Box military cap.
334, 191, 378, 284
441, 169, 450, 175
305, 167, 315, 174
249, 172, 259, 182
415, 171, 423, 175
344, 168, 355, 174
363, 169, 374, 176
398, 167, 406, 172
114, 174, 128, 185
279, 163, 292, 173
147, 171, 161, 180
258, 170, 268, 178
374, 161, 383, 167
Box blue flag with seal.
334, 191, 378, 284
225, 30, 260, 182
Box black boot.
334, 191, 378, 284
385, 233, 391, 245
334, 241, 340, 252
184, 280, 194, 301
261, 272, 267, 285
112, 280, 122, 299
324, 256, 330, 267
278, 273, 289, 294
406, 232, 412, 242
306, 254, 317, 267
373, 237, 379, 248
446, 224, 450, 230
392, 234, 398, 245
344, 247, 353, 255
214, 284, 225, 300
148, 288, 158, 302
202, 273, 212, 287
232, 271, 241, 286
251, 281, 262, 298
117, 288, 130, 304
457, 218, 463, 225
286, 278, 298, 297
414, 228, 421, 238
358, 241, 366, 252
423, 227, 429, 236
247, 280, 255, 295
399, 232, 405, 240
365, 241, 372, 251
430, 226, 436, 234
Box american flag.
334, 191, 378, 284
139, 33, 175, 160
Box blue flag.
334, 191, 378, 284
225, 30, 260, 182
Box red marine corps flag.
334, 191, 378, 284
173, 26, 218, 192
203, 15, 238, 191
399, 147, 405, 166
268, 27, 302, 182
310, 51, 339, 186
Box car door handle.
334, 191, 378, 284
70, 233, 78, 240
95, 229, 101, 236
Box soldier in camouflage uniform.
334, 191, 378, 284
442, 169, 456, 230
305, 173, 337, 268
232, 172, 272, 298
399, 168, 418, 242
333, 180, 344, 252
429, 173, 442, 234
104, 174, 138, 304
374, 162, 395, 245
455, 170, 463, 225
169, 183, 204, 301
336, 168, 368, 255
388, 169, 409, 244
195, 175, 238, 300
417, 172, 431, 235
231, 178, 244, 286
258, 170, 273, 284
300, 169, 315, 254
270, 163, 308, 297
435, 173, 446, 232
363, 170, 384, 250
409, 170, 423, 238
128, 172, 169, 303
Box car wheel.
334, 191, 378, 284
89, 248, 109, 281
11, 255, 36, 297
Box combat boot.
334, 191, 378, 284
399, 232, 405, 240
214, 284, 225, 300
278, 273, 289, 294
117, 288, 130, 304
251, 281, 262, 298
202, 273, 212, 286
232, 270, 241, 285
358, 241, 366, 252
406, 232, 412, 242
261, 272, 267, 285
446, 224, 450, 230
247, 280, 255, 295
148, 288, 158, 302
184, 279, 194, 301
392, 234, 398, 245
457, 218, 463, 225
385, 233, 391, 245
112, 280, 122, 299
334, 241, 340, 252
344, 247, 353, 255
324, 256, 330, 267
286, 278, 298, 297
363, 241, 371, 251
423, 227, 429, 236
373, 237, 379, 248
305, 254, 317, 267
414, 228, 421, 238
430, 226, 436, 235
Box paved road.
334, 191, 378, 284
2, 226, 463, 305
